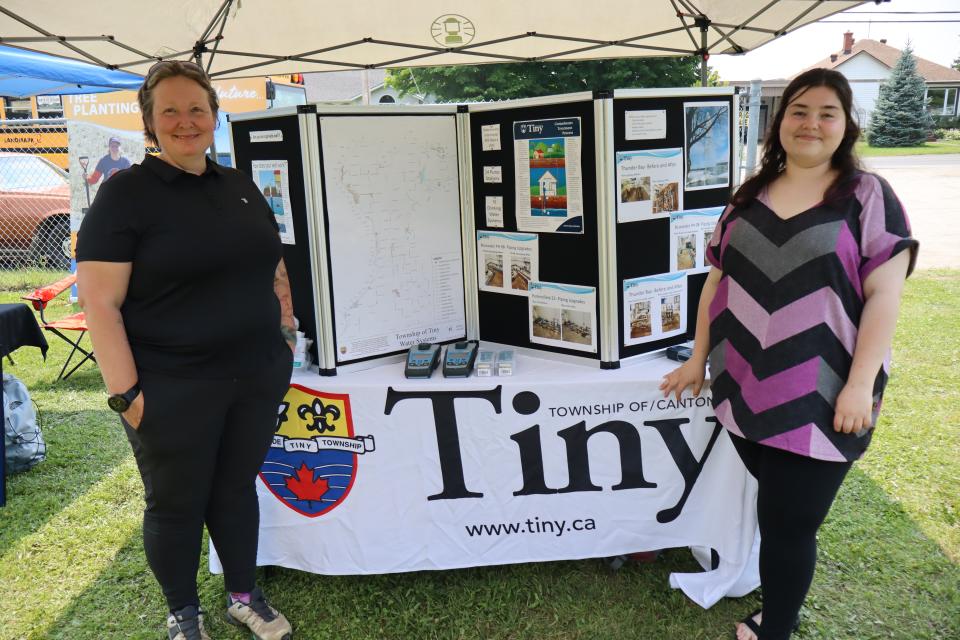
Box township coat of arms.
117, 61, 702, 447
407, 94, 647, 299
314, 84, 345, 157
260, 385, 374, 517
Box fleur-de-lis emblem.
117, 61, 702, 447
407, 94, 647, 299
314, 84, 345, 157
297, 398, 340, 434
275, 401, 290, 431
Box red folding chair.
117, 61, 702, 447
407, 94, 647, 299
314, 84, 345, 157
22, 274, 96, 380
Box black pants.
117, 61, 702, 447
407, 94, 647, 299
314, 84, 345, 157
123, 346, 292, 612
730, 434, 853, 640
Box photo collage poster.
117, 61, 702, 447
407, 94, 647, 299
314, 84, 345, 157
528, 282, 597, 353
513, 117, 584, 234
251, 159, 296, 245
477, 231, 539, 297
622, 273, 688, 346
615, 148, 684, 222
669, 206, 724, 273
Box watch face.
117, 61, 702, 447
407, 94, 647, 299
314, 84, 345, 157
107, 395, 130, 413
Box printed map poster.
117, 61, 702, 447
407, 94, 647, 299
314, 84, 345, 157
669, 207, 724, 273
252, 159, 296, 245
684, 102, 731, 191
616, 148, 683, 222
514, 118, 583, 234
623, 273, 688, 346
319, 115, 465, 362
477, 231, 538, 297
529, 282, 596, 353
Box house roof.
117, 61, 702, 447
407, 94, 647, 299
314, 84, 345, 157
800, 38, 960, 83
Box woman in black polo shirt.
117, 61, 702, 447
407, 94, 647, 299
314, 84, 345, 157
77, 61, 295, 640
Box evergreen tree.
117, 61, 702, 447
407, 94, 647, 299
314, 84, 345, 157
868, 44, 935, 147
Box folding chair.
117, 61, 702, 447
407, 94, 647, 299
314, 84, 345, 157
22, 274, 96, 380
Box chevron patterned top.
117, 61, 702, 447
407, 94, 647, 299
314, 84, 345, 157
706, 172, 918, 462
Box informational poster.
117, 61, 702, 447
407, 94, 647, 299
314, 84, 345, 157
623, 273, 688, 346
684, 101, 731, 191
484, 166, 503, 183
615, 148, 684, 222
669, 207, 724, 273
251, 159, 296, 245
529, 281, 596, 353
477, 231, 538, 297
481, 124, 502, 151
513, 118, 583, 234
319, 115, 466, 362
485, 196, 504, 228
625, 110, 667, 140
67, 122, 145, 268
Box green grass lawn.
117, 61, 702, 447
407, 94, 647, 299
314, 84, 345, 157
856, 140, 960, 157
1, 271, 958, 639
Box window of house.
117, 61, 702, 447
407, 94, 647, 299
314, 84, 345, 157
926, 88, 958, 116
378, 95, 396, 104
36, 95, 64, 119
2, 97, 33, 119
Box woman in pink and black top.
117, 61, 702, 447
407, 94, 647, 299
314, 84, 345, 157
661, 68, 917, 640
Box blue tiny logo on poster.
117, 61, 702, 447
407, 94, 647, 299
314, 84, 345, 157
260, 385, 375, 517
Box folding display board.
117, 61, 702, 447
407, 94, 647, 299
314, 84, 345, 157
228, 87, 736, 374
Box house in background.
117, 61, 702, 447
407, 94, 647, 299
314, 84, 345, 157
302, 69, 428, 106
731, 32, 960, 139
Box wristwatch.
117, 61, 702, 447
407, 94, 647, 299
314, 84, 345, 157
107, 382, 141, 413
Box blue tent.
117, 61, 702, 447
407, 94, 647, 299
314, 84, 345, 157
0, 45, 143, 98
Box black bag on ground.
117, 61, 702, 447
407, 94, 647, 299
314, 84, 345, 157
3, 373, 45, 475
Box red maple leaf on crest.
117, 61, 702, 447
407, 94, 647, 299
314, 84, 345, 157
285, 463, 329, 502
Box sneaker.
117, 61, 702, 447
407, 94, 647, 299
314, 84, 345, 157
225, 587, 293, 640
166, 605, 212, 640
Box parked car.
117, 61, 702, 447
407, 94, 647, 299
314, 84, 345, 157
0, 152, 71, 269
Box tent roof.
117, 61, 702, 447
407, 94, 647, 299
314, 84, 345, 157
0, 1, 869, 79
0, 45, 143, 97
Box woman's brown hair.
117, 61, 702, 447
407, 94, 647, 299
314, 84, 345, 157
137, 61, 219, 146
733, 68, 862, 206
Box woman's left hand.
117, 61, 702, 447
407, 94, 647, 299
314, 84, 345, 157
833, 381, 874, 434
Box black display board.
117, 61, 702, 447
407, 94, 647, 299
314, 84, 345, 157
469, 100, 601, 360
613, 94, 734, 360
230, 110, 319, 364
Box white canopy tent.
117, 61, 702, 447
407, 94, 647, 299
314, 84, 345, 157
0, 1, 874, 82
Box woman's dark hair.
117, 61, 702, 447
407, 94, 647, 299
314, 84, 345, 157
732, 67, 862, 206
137, 60, 219, 146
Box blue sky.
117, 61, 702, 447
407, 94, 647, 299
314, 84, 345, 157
710, 0, 959, 81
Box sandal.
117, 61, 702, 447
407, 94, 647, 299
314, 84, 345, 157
733, 608, 800, 639
733, 608, 762, 639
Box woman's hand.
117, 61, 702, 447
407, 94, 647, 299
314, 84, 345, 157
659, 358, 706, 402
122, 392, 145, 430
833, 381, 873, 434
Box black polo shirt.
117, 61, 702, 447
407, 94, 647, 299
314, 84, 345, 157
77, 154, 285, 378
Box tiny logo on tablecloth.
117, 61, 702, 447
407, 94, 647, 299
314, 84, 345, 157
260, 385, 374, 517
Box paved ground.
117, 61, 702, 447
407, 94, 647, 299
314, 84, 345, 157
863, 154, 960, 271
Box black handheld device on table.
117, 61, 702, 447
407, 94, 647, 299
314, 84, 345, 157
666, 345, 693, 362
442, 340, 479, 377
404, 343, 441, 378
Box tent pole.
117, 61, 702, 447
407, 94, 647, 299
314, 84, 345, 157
696, 16, 710, 87
196, 49, 220, 163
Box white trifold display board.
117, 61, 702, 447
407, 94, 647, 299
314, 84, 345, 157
210, 354, 760, 609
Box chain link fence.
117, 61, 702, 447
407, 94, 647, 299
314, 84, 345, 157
0, 118, 72, 275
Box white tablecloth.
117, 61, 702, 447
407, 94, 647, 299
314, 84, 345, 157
211, 352, 759, 608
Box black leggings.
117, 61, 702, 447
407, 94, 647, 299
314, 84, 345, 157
730, 434, 853, 640
122, 347, 292, 612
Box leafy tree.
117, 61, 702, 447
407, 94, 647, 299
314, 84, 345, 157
386, 57, 702, 102
868, 44, 935, 147
953, 54, 960, 72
